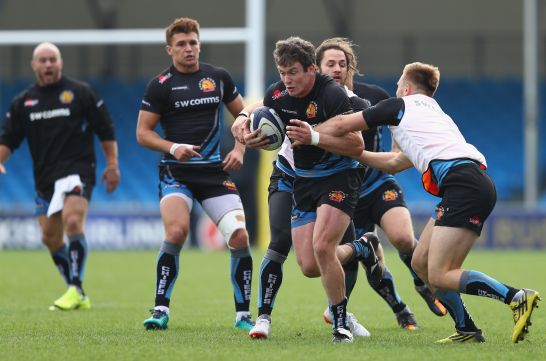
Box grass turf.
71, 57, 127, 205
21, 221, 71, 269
0, 249, 544, 361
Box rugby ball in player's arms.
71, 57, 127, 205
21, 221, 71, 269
250, 106, 285, 151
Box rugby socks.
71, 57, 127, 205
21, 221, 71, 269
330, 297, 348, 330
398, 239, 425, 287
230, 247, 253, 312
369, 266, 406, 314
459, 270, 519, 304
343, 259, 359, 300
50, 242, 71, 285
68, 233, 88, 293
258, 249, 286, 316
434, 289, 479, 332
154, 241, 181, 308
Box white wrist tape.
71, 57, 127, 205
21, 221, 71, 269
310, 129, 320, 146
169, 143, 191, 156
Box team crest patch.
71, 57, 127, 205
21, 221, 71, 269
469, 216, 482, 226
199, 77, 216, 92
383, 189, 398, 202
223, 180, 237, 191
59, 90, 74, 104
436, 206, 445, 221
329, 190, 346, 203
306, 101, 318, 119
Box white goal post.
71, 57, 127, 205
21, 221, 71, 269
0, 0, 266, 99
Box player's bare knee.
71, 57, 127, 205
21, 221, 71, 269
62, 214, 84, 234
427, 270, 445, 289
299, 260, 321, 278
165, 225, 188, 245
388, 233, 414, 253
226, 228, 249, 249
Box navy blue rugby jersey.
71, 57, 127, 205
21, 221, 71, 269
263, 73, 361, 178
140, 63, 239, 166
352, 81, 396, 197
0, 76, 115, 191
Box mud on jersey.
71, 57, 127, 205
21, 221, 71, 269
140, 63, 239, 167
0, 76, 115, 191
264, 73, 360, 178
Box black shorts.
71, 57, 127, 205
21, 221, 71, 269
434, 163, 496, 236
158, 164, 241, 202
293, 168, 364, 220
353, 180, 407, 236
35, 179, 94, 216
268, 163, 294, 199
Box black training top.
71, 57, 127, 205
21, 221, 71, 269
264, 73, 360, 178
140, 63, 240, 167
0, 76, 115, 191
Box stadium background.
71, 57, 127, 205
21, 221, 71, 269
0, 0, 545, 250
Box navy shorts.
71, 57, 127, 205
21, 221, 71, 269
433, 163, 496, 236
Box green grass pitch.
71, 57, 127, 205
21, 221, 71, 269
0, 249, 544, 361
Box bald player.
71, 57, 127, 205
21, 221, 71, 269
0, 42, 120, 311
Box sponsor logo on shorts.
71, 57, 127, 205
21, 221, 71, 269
158, 73, 172, 84
172, 86, 188, 90
306, 101, 318, 119
329, 190, 346, 203
436, 206, 445, 221
59, 90, 74, 104
199, 77, 216, 92
223, 180, 238, 191
382, 189, 398, 202
469, 216, 482, 226
24, 98, 39, 107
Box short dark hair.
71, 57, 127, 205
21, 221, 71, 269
316, 37, 360, 77
273, 37, 315, 69
402, 62, 440, 96
166, 17, 200, 45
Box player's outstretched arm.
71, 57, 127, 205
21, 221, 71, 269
99, 140, 120, 193
355, 150, 413, 174
286, 119, 364, 157
315, 111, 368, 137
0, 145, 11, 174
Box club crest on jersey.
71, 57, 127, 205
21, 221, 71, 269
329, 190, 346, 203
383, 189, 399, 202
59, 90, 74, 104
306, 101, 318, 119
199, 77, 216, 92
158, 73, 172, 84
24, 98, 39, 107
223, 180, 237, 191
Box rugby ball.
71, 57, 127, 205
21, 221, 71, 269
250, 106, 285, 151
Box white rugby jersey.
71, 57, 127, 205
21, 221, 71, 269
388, 94, 486, 174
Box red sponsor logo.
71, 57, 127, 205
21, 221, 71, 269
329, 191, 346, 203
159, 73, 172, 84
223, 180, 237, 191
469, 216, 481, 225
24, 99, 39, 107
272, 89, 288, 100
